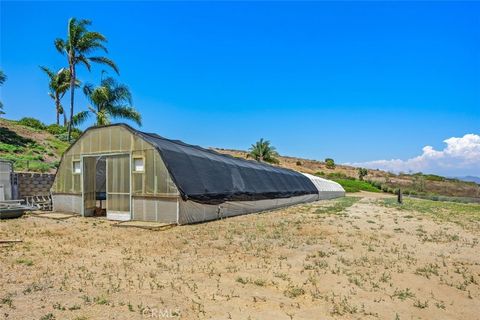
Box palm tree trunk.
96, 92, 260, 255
67, 63, 75, 142
55, 94, 60, 125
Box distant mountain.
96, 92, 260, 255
456, 176, 480, 184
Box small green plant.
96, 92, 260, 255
93, 295, 109, 305
39, 313, 55, 320
413, 300, 429, 309
415, 264, 439, 279
236, 276, 248, 285
284, 286, 305, 298
1, 294, 14, 308
68, 304, 81, 311
52, 302, 65, 310
16, 258, 34, 266
253, 279, 267, 286
392, 288, 415, 301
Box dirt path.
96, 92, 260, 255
1, 193, 479, 319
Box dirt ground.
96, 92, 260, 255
1, 193, 479, 320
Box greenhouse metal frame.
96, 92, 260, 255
51, 124, 345, 224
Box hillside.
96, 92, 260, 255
0, 118, 69, 172
0, 118, 478, 199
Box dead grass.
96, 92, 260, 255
0, 194, 479, 319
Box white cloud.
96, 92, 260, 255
347, 134, 480, 177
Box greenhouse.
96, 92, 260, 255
51, 124, 345, 224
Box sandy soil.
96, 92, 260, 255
1, 193, 479, 320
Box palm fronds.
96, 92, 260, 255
80, 77, 141, 127
249, 138, 280, 164
55, 17, 119, 140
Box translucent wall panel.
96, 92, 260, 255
143, 149, 178, 195
54, 154, 81, 194
107, 155, 130, 213
51, 125, 178, 198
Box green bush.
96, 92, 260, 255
56, 133, 70, 141
17, 117, 46, 130
358, 168, 368, 180
367, 180, 382, 189
46, 124, 67, 135
325, 158, 336, 169
56, 129, 82, 141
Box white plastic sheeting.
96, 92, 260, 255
301, 173, 345, 200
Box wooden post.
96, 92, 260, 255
397, 188, 403, 204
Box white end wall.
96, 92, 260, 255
301, 173, 345, 199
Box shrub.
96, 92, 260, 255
46, 124, 67, 135
358, 168, 368, 180
296, 160, 302, 166
284, 286, 305, 298
325, 158, 335, 169
56, 133, 69, 141
17, 117, 46, 130
367, 180, 382, 189
54, 128, 82, 142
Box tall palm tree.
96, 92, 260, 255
55, 18, 119, 141
0, 70, 6, 115
39, 66, 78, 125
248, 138, 279, 164
72, 77, 141, 127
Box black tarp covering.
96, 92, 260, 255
134, 129, 318, 204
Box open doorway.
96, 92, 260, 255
83, 156, 106, 217
82, 154, 131, 220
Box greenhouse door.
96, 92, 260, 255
82, 156, 97, 217
106, 154, 131, 221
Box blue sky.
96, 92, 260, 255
1, 1, 479, 175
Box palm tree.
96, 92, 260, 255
72, 77, 141, 127
40, 66, 78, 125
0, 70, 6, 115
55, 18, 119, 141
248, 138, 279, 164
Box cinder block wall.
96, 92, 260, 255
14, 172, 55, 199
